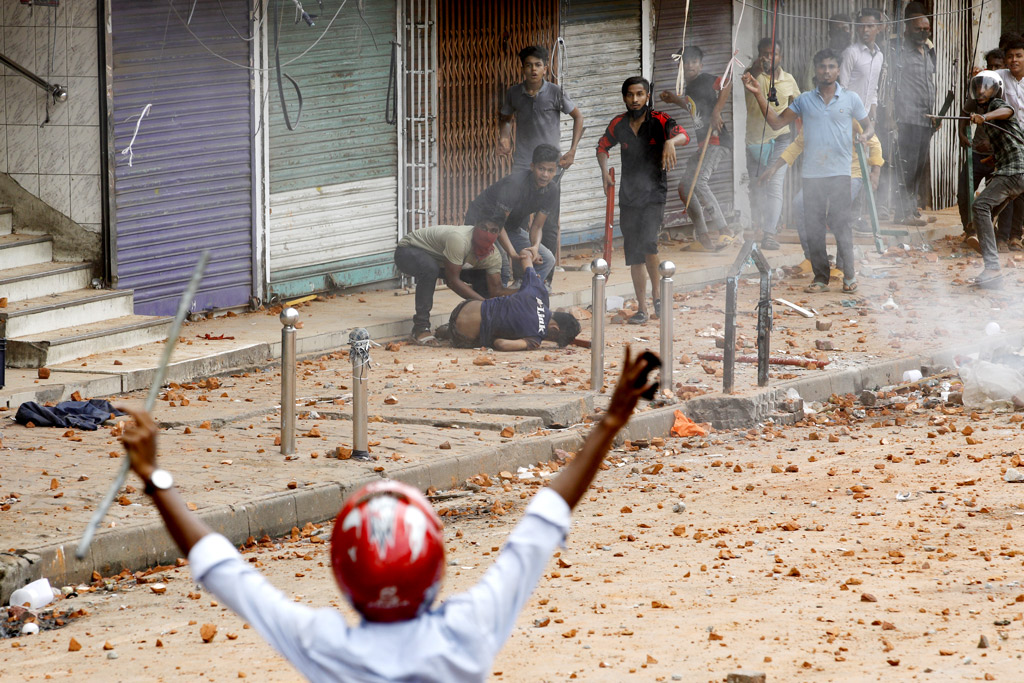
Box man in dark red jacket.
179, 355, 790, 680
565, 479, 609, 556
597, 76, 690, 324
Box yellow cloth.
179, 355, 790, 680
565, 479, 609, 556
779, 120, 884, 178
744, 69, 801, 144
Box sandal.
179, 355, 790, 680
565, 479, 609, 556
804, 281, 830, 293
627, 310, 649, 325
653, 299, 661, 317
412, 330, 440, 347
842, 280, 858, 293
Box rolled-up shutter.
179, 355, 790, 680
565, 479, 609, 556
111, 0, 255, 315
652, 0, 734, 227
557, 0, 642, 245
267, 1, 399, 297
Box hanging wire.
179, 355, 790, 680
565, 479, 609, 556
274, 0, 304, 130
733, 0, 980, 27
385, 40, 398, 125
120, 104, 153, 167
163, 0, 349, 72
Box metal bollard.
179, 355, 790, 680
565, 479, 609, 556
279, 307, 299, 455
349, 328, 371, 461
590, 258, 608, 391
658, 261, 675, 392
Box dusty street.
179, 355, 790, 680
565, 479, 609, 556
6, 404, 1024, 682
5, 231, 1024, 681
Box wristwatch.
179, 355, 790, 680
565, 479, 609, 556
144, 469, 174, 495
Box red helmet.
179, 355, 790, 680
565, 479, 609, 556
330, 480, 445, 622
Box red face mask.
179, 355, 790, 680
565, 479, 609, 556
472, 227, 499, 259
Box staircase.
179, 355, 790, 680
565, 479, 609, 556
0, 207, 172, 368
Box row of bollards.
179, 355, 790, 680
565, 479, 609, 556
590, 258, 675, 394
279, 309, 371, 459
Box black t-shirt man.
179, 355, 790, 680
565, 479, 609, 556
683, 72, 733, 149
596, 109, 687, 207
465, 169, 559, 233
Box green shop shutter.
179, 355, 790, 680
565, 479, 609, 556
267, 0, 399, 297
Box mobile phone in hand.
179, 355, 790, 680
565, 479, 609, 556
634, 351, 661, 400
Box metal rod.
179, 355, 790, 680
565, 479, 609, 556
0, 51, 67, 101
76, 251, 210, 559
723, 275, 738, 394
279, 307, 298, 455
590, 258, 608, 391
350, 328, 371, 460
603, 169, 615, 266
658, 261, 675, 392
966, 125, 975, 224
855, 142, 885, 254
757, 264, 772, 388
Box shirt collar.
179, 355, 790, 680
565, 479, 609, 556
814, 82, 846, 101
855, 41, 879, 56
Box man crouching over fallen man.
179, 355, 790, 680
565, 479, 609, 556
436, 252, 581, 351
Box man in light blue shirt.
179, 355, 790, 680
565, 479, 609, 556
744, 48, 873, 293
115, 349, 658, 682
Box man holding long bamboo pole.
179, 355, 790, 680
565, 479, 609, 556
660, 45, 733, 252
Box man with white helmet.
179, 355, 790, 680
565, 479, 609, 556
115, 348, 659, 682
967, 69, 1024, 289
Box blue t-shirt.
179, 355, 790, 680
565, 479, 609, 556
787, 84, 868, 178
479, 267, 551, 348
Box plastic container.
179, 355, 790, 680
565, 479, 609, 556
9, 578, 55, 610
605, 295, 625, 311
902, 369, 923, 383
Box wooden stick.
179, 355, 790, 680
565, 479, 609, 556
76, 251, 211, 559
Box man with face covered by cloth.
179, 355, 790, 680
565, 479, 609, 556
394, 220, 515, 346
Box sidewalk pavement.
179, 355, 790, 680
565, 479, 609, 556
0, 216, 972, 602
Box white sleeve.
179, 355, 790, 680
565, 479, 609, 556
839, 47, 854, 89
189, 534, 338, 671
443, 488, 571, 655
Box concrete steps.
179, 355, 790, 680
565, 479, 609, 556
0, 204, 170, 368
6, 314, 173, 368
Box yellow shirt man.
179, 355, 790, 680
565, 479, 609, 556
744, 69, 801, 144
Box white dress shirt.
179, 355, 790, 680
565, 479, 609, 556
840, 41, 884, 110
996, 69, 1024, 128
188, 487, 571, 682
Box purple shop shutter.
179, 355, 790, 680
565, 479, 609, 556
111, 0, 254, 316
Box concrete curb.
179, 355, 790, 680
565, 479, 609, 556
0, 341, 973, 603
2, 255, 796, 411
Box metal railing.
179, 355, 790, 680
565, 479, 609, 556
0, 51, 67, 103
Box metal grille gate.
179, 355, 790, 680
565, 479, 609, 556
403, 0, 439, 237
436, 0, 559, 225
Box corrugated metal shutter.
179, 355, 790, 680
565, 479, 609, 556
267, 0, 399, 296
652, 0, 735, 227
930, 0, 970, 210
558, 0, 642, 245
111, 0, 255, 316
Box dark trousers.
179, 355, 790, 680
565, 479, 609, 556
896, 123, 933, 221
803, 176, 854, 285
394, 246, 488, 334
973, 175, 1024, 272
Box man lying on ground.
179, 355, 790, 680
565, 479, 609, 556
437, 252, 581, 351
394, 220, 513, 347
117, 348, 657, 682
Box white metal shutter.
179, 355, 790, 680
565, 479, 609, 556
557, 0, 642, 245
652, 0, 735, 227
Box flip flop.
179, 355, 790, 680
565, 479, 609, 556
804, 282, 830, 293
